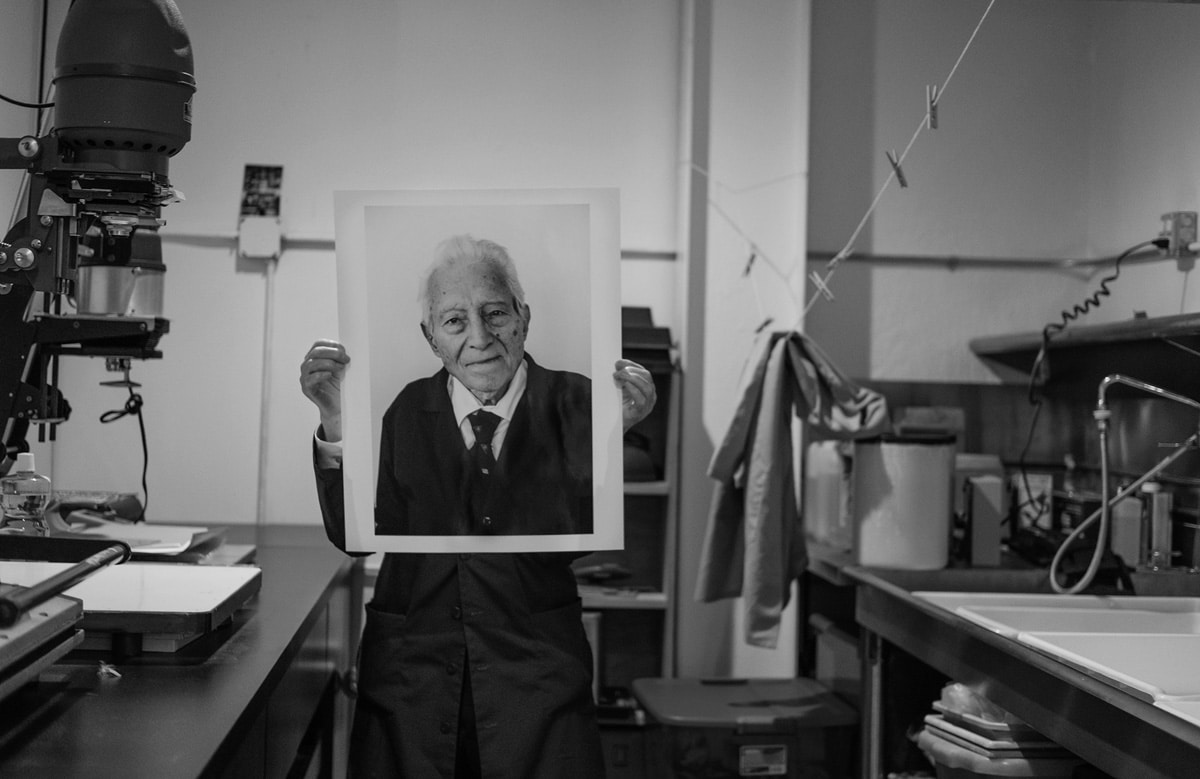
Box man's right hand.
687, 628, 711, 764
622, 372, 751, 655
300, 339, 350, 442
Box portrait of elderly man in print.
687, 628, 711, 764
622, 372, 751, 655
375, 232, 597, 538
329, 188, 635, 555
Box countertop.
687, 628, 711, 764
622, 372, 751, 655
847, 565, 1200, 779
0, 525, 358, 778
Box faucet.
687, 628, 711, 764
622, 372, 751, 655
1095, 374, 1200, 423
1050, 374, 1200, 594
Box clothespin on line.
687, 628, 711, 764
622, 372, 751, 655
801, 0, 1000, 321
802, 248, 850, 315
885, 149, 908, 189
742, 247, 758, 277
808, 269, 836, 303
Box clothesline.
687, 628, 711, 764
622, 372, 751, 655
804, 0, 999, 317
684, 0, 1000, 330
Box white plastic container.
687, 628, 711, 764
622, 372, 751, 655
852, 434, 955, 569
804, 440, 853, 552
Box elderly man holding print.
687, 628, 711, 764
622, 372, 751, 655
300, 234, 655, 778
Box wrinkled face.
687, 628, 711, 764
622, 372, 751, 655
422, 260, 530, 404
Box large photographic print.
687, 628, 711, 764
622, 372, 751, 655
333, 188, 623, 553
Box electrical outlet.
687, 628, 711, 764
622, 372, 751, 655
1160, 211, 1198, 270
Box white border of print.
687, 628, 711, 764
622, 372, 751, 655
332, 187, 623, 553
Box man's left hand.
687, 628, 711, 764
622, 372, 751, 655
613, 359, 657, 432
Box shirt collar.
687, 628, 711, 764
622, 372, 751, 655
448, 360, 528, 427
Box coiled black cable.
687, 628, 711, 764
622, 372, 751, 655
1028, 239, 1161, 401
0, 91, 53, 110
1014, 238, 1165, 541
100, 385, 150, 522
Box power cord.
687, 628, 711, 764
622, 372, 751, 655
0, 91, 54, 110
2, 0, 53, 112
1029, 239, 1162, 396
6, 0, 55, 236
100, 384, 150, 522
1013, 237, 1166, 571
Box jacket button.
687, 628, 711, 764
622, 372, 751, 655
452, 606, 462, 620
447, 663, 458, 675
440, 722, 452, 735
482, 516, 492, 527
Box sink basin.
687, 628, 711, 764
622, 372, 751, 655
914, 590, 1200, 703
1157, 699, 1200, 729
958, 605, 1200, 636
864, 564, 1200, 598
915, 591, 1200, 637
1019, 633, 1200, 701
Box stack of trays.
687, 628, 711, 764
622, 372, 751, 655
916, 703, 1084, 778
927, 704, 1069, 757
0, 586, 83, 703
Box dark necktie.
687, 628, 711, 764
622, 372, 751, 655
469, 410, 501, 474
467, 411, 502, 531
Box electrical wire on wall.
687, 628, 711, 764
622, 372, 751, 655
5, 0, 56, 237
1013, 241, 1150, 528
1027, 240, 1161, 396
1014, 238, 1167, 590
0, 0, 54, 113
237, 164, 286, 528
0, 92, 54, 110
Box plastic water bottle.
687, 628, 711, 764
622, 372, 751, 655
1140, 481, 1174, 571
1, 453, 52, 536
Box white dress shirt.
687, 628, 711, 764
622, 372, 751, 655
314, 362, 529, 468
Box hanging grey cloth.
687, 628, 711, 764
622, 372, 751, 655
695, 330, 889, 648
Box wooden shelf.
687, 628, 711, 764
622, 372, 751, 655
623, 480, 669, 496
969, 312, 1200, 396
578, 309, 680, 692
579, 585, 668, 610
805, 540, 856, 587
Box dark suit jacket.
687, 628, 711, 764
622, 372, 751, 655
311, 355, 604, 778
375, 354, 593, 535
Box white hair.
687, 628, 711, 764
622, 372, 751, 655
417, 234, 526, 329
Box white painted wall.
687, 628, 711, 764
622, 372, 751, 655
1084, 2, 1200, 320
7, 0, 682, 527
807, 0, 1200, 382
673, 1, 812, 679
709, 1, 810, 680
